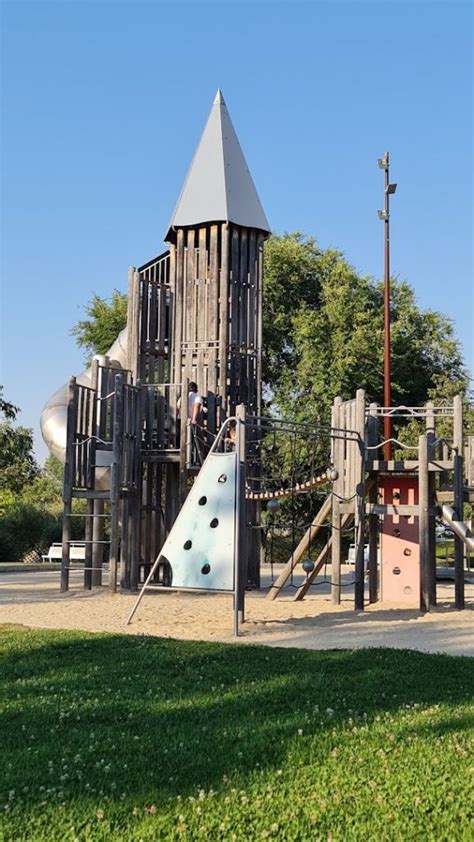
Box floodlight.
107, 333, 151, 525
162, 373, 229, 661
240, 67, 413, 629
378, 210, 389, 220
378, 155, 389, 169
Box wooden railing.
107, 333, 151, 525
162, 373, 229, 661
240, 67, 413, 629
142, 383, 181, 450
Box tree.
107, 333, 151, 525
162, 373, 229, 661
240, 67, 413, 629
263, 233, 469, 426
0, 387, 38, 495
21, 454, 63, 510
71, 290, 127, 363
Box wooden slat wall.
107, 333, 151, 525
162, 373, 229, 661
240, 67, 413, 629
207, 224, 219, 434
139, 225, 263, 435
131, 224, 265, 581
218, 224, 230, 426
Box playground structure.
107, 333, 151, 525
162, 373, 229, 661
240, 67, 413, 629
41, 90, 474, 621
267, 392, 474, 611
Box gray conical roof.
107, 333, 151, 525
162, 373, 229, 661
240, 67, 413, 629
165, 90, 270, 241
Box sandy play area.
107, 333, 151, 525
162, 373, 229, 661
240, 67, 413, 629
1, 565, 473, 656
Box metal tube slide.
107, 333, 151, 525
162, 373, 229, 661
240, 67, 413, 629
40, 327, 128, 465
441, 505, 474, 552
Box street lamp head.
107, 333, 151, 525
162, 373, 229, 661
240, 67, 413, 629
378, 153, 389, 169
378, 209, 389, 221
387, 182, 397, 194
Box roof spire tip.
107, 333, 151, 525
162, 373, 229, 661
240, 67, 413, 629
165, 88, 269, 240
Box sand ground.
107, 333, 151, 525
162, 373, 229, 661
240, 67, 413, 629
1, 565, 473, 656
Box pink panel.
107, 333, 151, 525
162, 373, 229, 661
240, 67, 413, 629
380, 475, 419, 605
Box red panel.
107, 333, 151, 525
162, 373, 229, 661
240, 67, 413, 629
380, 475, 419, 605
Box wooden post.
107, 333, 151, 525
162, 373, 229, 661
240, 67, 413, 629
453, 394, 465, 609
91, 499, 104, 587
218, 224, 230, 421
256, 233, 264, 417
61, 377, 77, 593
173, 231, 185, 385
368, 402, 379, 603
120, 497, 130, 590
109, 373, 124, 593
130, 382, 142, 593
83, 498, 94, 589
354, 389, 366, 611
425, 401, 437, 606
180, 377, 189, 501
331, 397, 342, 604
127, 267, 140, 380
89, 357, 103, 587
419, 433, 430, 612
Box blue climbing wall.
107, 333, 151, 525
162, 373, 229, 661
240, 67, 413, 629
157, 451, 237, 591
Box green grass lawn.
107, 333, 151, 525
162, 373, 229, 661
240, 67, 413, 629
1, 627, 473, 841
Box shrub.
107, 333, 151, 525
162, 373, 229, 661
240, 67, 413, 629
0, 503, 62, 562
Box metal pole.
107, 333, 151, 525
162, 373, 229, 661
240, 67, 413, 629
234, 405, 247, 635
383, 153, 392, 461
233, 416, 243, 638
233, 430, 240, 638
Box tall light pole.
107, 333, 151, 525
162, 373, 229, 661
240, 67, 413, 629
378, 152, 397, 460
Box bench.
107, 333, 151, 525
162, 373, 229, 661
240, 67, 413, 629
41, 543, 86, 563
345, 544, 370, 568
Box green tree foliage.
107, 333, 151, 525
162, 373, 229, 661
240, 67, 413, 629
263, 234, 469, 426
21, 455, 63, 510
71, 289, 127, 363
0, 387, 39, 495
0, 392, 64, 561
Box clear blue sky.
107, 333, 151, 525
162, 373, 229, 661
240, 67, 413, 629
1, 0, 472, 463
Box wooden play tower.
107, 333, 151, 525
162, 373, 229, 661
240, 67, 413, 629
60, 90, 269, 592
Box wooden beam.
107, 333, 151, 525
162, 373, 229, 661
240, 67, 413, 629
368, 403, 379, 604
419, 433, 430, 611
173, 230, 185, 384
453, 394, 465, 609
366, 459, 454, 472
61, 377, 76, 593
295, 512, 354, 601
331, 397, 342, 605
109, 374, 124, 593
267, 494, 332, 600
218, 224, 229, 419
354, 389, 366, 611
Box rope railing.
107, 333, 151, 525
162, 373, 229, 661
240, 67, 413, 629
366, 438, 419, 452
246, 468, 338, 501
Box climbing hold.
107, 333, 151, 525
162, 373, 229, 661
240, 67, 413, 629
302, 558, 315, 574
